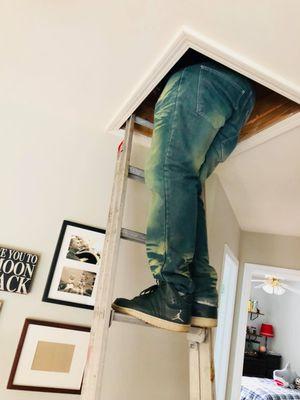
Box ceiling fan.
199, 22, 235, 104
252, 275, 300, 296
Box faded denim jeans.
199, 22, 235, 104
144, 60, 255, 307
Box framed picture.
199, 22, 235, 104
43, 220, 105, 309
0, 246, 39, 294
7, 319, 90, 394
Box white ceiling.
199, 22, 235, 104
216, 124, 300, 237
1, 2, 299, 239
1, 1, 299, 135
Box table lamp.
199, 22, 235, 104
260, 323, 274, 352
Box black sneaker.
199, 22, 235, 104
191, 302, 218, 328
112, 282, 192, 332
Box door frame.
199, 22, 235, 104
214, 244, 239, 400
230, 262, 300, 399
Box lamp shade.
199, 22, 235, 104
260, 323, 274, 337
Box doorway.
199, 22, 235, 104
231, 263, 300, 399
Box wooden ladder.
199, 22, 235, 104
81, 115, 215, 400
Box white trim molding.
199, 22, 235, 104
230, 262, 300, 399
106, 25, 300, 134
215, 244, 239, 400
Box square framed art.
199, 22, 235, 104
42, 220, 106, 309
7, 319, 90, 394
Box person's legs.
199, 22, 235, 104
191, 79, 255, 327
144, 64, 228, 295
112, 61, 255, 331
112, 64, 228, 331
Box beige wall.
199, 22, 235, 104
206, 174, 241, 277
226, 231, 300, 398
0, 134, 189, 400
238, 231, 300, 269
0, 119, 118, 400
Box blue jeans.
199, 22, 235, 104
144, 60, 255, 306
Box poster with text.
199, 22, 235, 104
0, 247, 39, 294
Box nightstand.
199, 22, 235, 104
243, 353, 281, 378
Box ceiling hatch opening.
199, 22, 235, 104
123, 49, 300, 141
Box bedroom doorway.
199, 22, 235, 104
231, 263, 300, 399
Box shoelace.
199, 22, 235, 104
139, 284, 158, 296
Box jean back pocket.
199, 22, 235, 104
196, 65, 248, 130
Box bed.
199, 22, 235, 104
241, 376, 300, 400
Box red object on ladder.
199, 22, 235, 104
117, 139, 124, 154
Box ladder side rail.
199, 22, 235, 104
81, 116, 135, 400
199, 329, 215, 400
189, 341, 201, 400
202, 170, 216, 400
188, 329, 215, 400
188, 328, 206, 400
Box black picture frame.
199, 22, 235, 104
42, 220, 105, 309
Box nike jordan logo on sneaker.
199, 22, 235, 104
172, 310, 184, 323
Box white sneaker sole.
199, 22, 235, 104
191, 316, 217, 328
112, 303, 190, 332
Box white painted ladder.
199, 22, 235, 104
81, 115, 215, 400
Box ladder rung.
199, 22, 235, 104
134, 116, 154, 130
128, 165, 145, 183
111, 311, 207, 342
121, 228, 146, 244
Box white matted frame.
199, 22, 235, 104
214, 244, 239, 400
7, 319, 90, 394
230, 262, 300, 399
